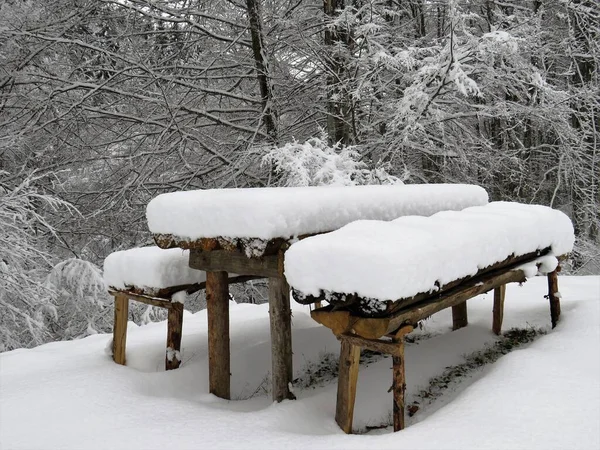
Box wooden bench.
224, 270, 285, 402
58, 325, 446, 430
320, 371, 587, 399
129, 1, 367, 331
104, 247, 256, 371
284, 202, 575, 433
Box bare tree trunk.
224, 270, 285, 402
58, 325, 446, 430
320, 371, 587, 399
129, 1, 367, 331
246, 0, 278, 142
323, 0, 352, 146
570, 0, 599, 262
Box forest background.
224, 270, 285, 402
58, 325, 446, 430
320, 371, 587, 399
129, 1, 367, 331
0, 0, 598, 351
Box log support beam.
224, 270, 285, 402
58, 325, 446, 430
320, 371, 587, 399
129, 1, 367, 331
190, 249, 279, 278
547, 266, 561, 328
206, 271, 231, 399
335, 326, 412, 434
312, 268, 528, 340
110, 290, 187, 371
492, 284, 506, 335
335, 338, 361, 434
269, 276, 295, 402
452, 301, 468, 330
166, 302, 184, 370
392, 337, 406, 432
112, 293, 129, 365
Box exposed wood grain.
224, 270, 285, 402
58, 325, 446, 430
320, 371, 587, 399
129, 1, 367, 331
109, 289, 174, 309
383, 268, 527, 336
112, 294, 129, 365
452, 301, 468, 330
492, 284, 506, 335
311, 309, 353, 336
392, 337, 406, 432
154, 233, 291, 256
206, 271, 231, 399
392, 325, 415, 339
166, 302, 184, 370
335, 339, 361, 434
547, 266, 561, 328
269, 275, 295, 402
190, 249, 280, 278
109, 275, 265, 302
311, 269, 526, 339
154, 235, 221, 251
352, 316, 390, 339
339, 334, 403, 356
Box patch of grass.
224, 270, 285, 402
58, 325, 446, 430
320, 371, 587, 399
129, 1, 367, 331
407, 326, 546, 417
293, 349, 391, 391
291, 331, 438, 394
293, 352, 340, 390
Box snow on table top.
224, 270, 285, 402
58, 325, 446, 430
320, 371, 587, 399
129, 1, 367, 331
146, 184, 488, 241
285, 202, 575, 302
103, 246, 205, 292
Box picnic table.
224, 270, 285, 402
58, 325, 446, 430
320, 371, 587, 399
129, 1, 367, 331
145, 184, 489, 401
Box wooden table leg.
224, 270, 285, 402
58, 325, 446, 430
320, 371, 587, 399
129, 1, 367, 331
492, 284, 506, 335
452, 301, 468, 330
548, 266, 561, 328
335, 338, 361, 434
268, 276, 295, 402
392, 337, 406, 432
206, 271, 230, 399
113, 293, 129, 365
166, 302, 184, 370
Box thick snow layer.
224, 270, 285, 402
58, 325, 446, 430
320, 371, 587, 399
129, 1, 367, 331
285, 202, 575, 301
1, 277, 598, 450
146, 184, 488, 241
103, 246, 205, 291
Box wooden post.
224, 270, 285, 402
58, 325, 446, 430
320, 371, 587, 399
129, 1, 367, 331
166, 302, 184, 370
547, 266, 561, 328
392, 337, 406, 432
452, 301, 468, 330
113, 294, 129, 365
492, 284, 506, 335
268, 276, 295, 402
206, 271, 230, 399
335, 338, 361, 434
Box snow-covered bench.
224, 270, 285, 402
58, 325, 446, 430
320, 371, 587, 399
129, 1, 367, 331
103, 247, 251, 370
284, 202, 575, 433
146, 184, 489, 401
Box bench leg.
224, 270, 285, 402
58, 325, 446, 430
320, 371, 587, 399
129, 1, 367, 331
547, 266, 561, 328
113, 294, 129, 365
336, 339, 361, 434
452, 301, 468, 330
166, 302, 184, 370
269, 276, 295, 402
206, 271, 231, 399
392, 337, 406, 432
492, 284, 506, 335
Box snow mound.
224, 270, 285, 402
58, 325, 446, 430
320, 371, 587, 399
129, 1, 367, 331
103, 246, 205, 291
285, 202, 575, 301
146, 184, 488, 241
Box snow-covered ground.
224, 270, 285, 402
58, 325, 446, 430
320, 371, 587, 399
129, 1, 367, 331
1, 276, 598, 450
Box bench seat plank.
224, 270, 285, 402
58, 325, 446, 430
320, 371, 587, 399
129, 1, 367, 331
285, 202, 574, 311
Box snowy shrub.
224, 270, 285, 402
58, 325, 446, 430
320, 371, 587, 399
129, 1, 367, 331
45, 258, 113, 339
46, 257, 172, 339
0, 174, 72, 351
263, 137, 403, 187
